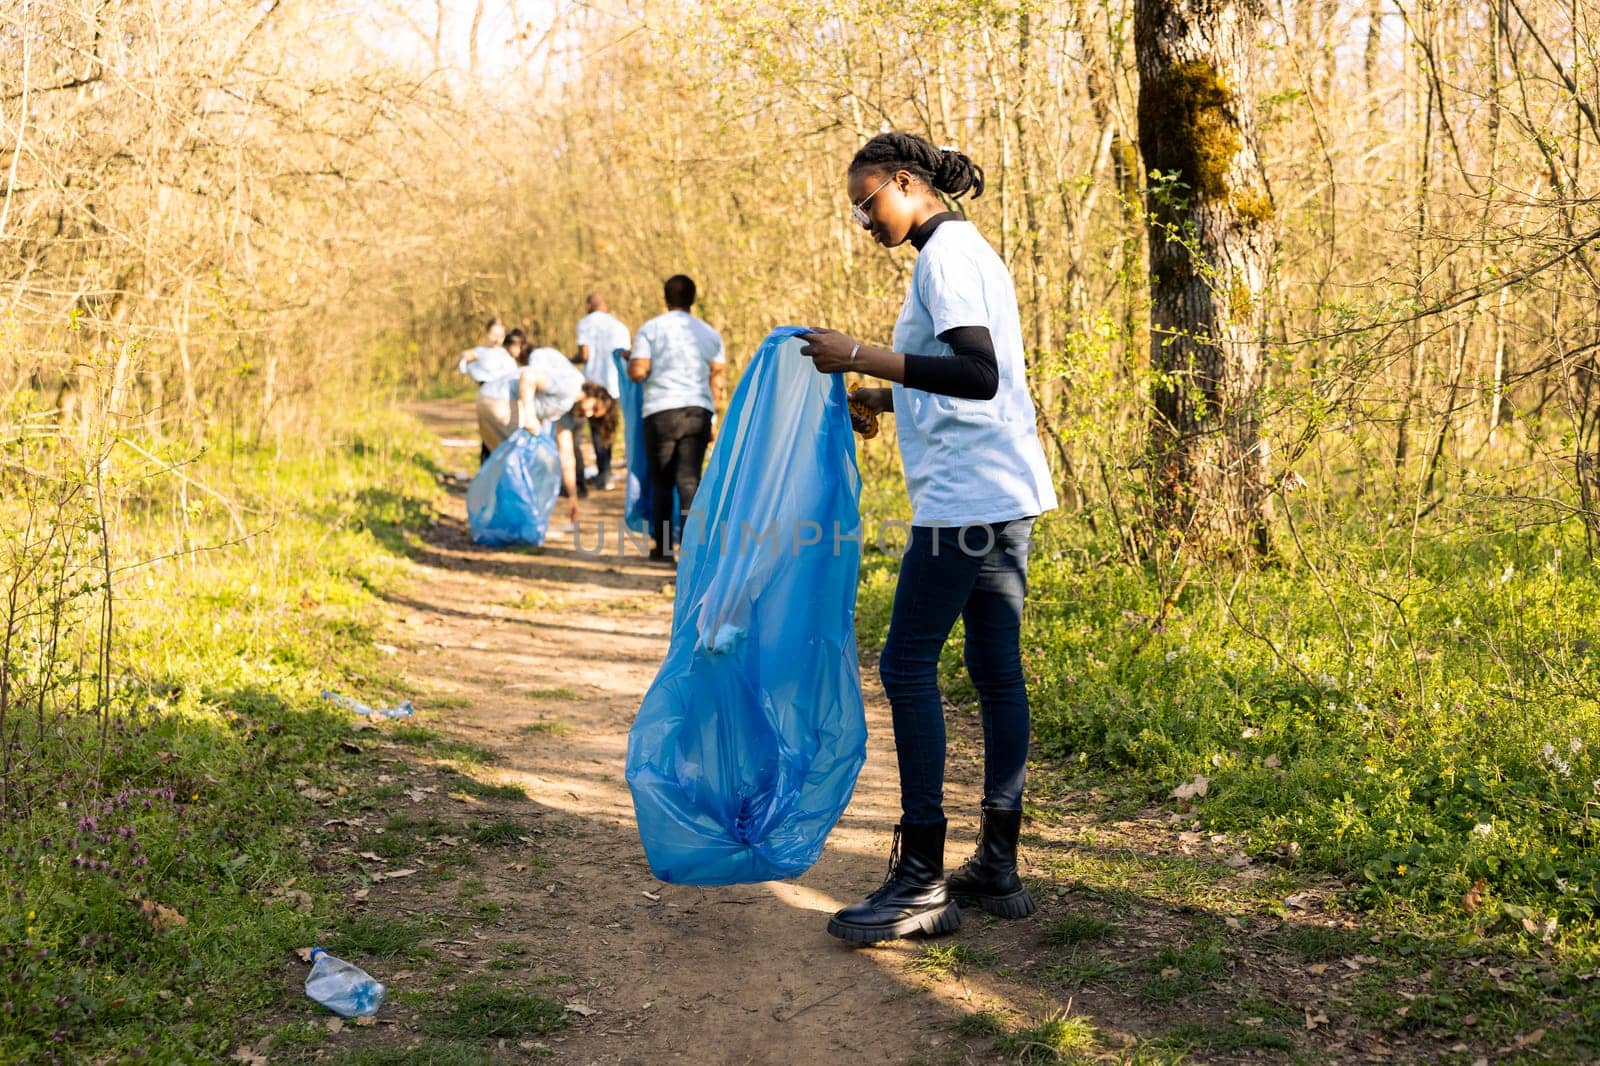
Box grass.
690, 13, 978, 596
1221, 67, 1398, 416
1038, 952, 1123, 985
468, 820, 527, 846
1159, 1021, 1296, 1053
423, 980, 567, 1039
994, 1011, 1099, 1062
366, 831, 423, 861
855, 499, 1600, 955
0, 410, 442, 1063
954, 1010, 1008, 1037
1137, 939, 1228, 1002
1042, 913, 1118, 946
907, 943, 999, 979
519, 718, 574, 735
325, 1039, 504, 1065
1273, 923, 1369, 960
455, 778, 528, 800
326, 914, 434, 958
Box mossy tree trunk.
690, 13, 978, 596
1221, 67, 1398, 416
1135, 0, 1277, 557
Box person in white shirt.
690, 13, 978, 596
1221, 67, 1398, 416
799, 132, 1058, 945
575, 293, 632, 491
456, 317, 518, 461
626, 275, 726, 561
510, 346, 617, 528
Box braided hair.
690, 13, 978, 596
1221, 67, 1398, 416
848, 132, 985, 201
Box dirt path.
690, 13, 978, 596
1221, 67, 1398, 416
296, 400, 1504, 1065
324, 400, 1066, 1065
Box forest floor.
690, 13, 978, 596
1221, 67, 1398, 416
264, 400, 1570, 1066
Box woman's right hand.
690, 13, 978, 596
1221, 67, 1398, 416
850, 387, 892, 414
848, 388, 890, 438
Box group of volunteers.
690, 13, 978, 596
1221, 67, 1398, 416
457, 277, 725, 560
467, 130, 1059, 949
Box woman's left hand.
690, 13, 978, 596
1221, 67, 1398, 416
799, 328, 859, 374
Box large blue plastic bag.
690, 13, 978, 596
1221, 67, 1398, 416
467, 428, 561, 546
613, 348, 680, 538
625, 326, 867, 885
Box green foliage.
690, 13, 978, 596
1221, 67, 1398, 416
994, 1010, 1100, 1062
906, 942, 998, 979
858, 483, 1600, 963
1041, 913, 1118, 947
467, 821, 526, 847
954, 1009, 1007, 1037
328, 915, 434, 959
455, 779, 529, 801
0, 413, 441, 1062
423, 981, 566, 1039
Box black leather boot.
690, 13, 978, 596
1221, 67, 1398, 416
827, 821, 961, 944
947, 805, 1036, 918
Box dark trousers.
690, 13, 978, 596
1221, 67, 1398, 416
878, 518, 1036, 825
642, 406, 711, 555
590, 420, 613, 486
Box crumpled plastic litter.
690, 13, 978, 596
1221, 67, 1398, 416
322, 690, 415, 718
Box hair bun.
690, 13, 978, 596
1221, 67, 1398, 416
849, 131, 985, 201
933, 147, 986, 201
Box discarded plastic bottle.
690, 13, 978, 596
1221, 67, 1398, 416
321, 690, 415, 718
304, 947, 386, 1018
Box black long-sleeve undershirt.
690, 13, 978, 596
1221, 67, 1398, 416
895, 211, 1002, 401
902, 326, 999, 400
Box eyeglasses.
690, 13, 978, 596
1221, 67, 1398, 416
850, 176, 894, 228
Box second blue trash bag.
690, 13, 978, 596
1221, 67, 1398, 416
466, 427, 561, 546
625, 326, 867, 885
612, 348, 679, 537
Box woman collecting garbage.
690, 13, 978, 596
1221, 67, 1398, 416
457, 317, 517, 462
511, 346, 619, 528
800, 132, 1058, 944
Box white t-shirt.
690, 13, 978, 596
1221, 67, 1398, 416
633, 310, 725, 419
458, 345, 518, 389
890, 220, 1059, 527
576, 311, 631, 398
520, 347, 586, 430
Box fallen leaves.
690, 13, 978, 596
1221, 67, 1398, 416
564, 1002, 599, 1017
137, 900, 187, 932
1169, 774, 1209, 801
229, 1047, 268, 1065
278, 889, 314, 912
1304, 1007, 1329, 1031
371, 868, 418, 882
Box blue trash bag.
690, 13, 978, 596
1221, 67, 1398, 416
467, 427, 561, 546
625, 326, 867, 885
612, 348, 679, 537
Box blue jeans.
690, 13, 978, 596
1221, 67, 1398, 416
878, 518, 1035, 825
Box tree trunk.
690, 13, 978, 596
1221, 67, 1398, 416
1135, 0, 1276, 557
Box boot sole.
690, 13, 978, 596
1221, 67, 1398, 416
952, 887, 1036, 919
826, 901, 962, 944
